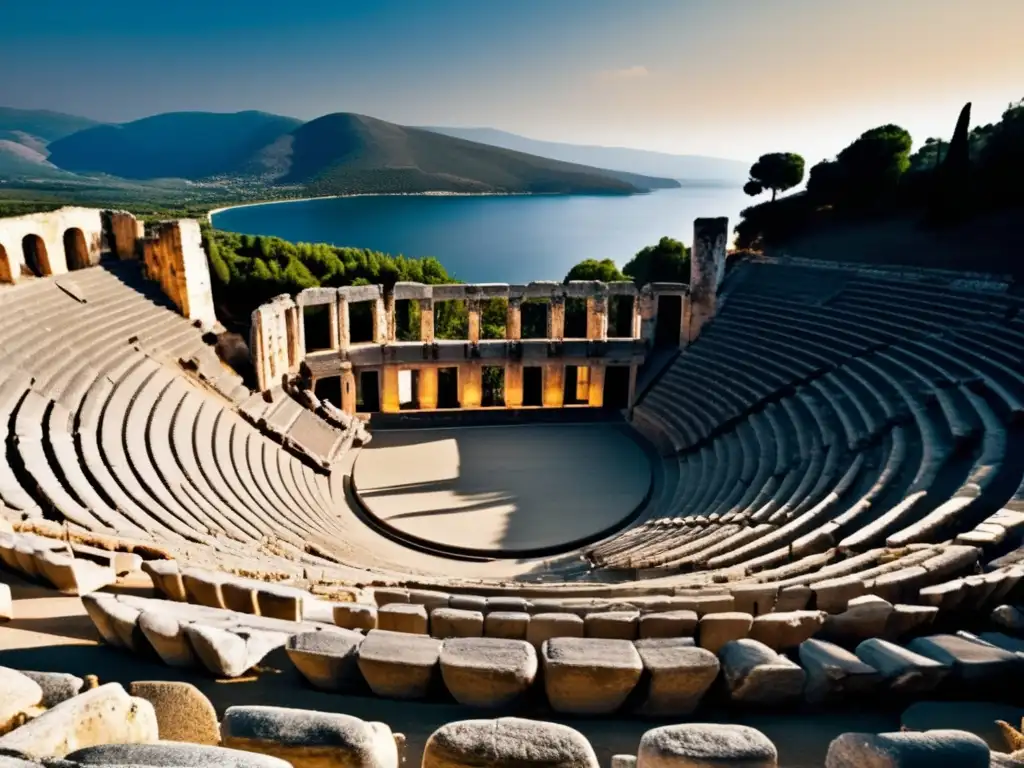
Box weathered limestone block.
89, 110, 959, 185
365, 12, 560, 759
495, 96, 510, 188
80, 593, 123, 648
638, 610, 698, 639
918, 579, 965, 611
182, 569, 228, 609
0, 667, 43, 734
824, 729, 990, 768
422, 717, 599, 768
36, 551, 115, 596
799, 639, 881, 704
0, 583, 11, 621
357, 630, 442, 700
222, 580, 261, 615
431, 608, 484, 639
611, 756, 637, 768
484, 612, 530, 640
698, 612, 753, 654
883, 604, 938, 641
19, 671, 83, 708
378, 604, 429, 635
749, 610, 826, 650
542, 638, 643, 715
66, 743, 291, 768
854, 638, 950, 694
129, 681, 220, 745
222, 705, 398, 768
286, 631, 365, 692
719, 639, 806, 705
185, 624, 288, 678
142, 559, 187, 602
585, 611, 640, 640
409, 590, 451, 612
634, 639, 720, 716
729, 584, 779, 617
822, 595, 894, 643
440, 638, 538, 708
811, 576, 867, 615
449, 594, 487, 613
257, 585, 304, 622
0, 683, 158, 759
682, 594, 735, 616
637, 724, 777, 768
907, 634, 1023, 690
486, 597, 531, 614
775, 585, 812, 612
100, 597, 147, 652
334, 603, 378, 632
372, 588, 410, 607
992, 604, 1024, 633
137, 611, 195, 667
527, 613, 584, 648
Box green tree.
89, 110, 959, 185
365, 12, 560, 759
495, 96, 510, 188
622, 237, 689, 286
745, 152, 805, 201
564, 258, 626, 283
834, 124, 913, 206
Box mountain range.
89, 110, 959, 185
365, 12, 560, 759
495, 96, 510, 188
0, 106, 746, 197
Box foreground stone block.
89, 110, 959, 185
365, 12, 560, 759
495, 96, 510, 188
449, 594, 487, 613
142, 559, 187, 602
129, 681, 220, 745
854, 638, 949, 694
334, 603, 378, 632
222, 580, 261, 615
19, 670, 83, 708
138, 611, 195, 668
286, 631, 365, 692
749, 610, 826, 650
638, 610, 698, 639
719, 639, 806, 706
0, 683, 158, 759
182, 569, 227, 608
907, 634, 1023, 690
67, 742, 292, 768
485, 612, 530, 640
527, 613, 584, 648
729, 584, 779, 617
440, 638, 538, 708
185, 623, 287, 678
585, 611, 640, 640
799, 639, 881, 704
634, 639, 719, 716
992, 604, 1024, 633
422, 717, 599, 768
542, 638, 642, 714
0, 583, 11, 621
0, 667, 43, 733
823, 595, 893, 643
222, 705, 398, 768
883, 604, 938, 641
698, 612, 753, 654
378, 603, 428, 635
256, 585, 305, 622
637, 723, 777, 768
357, 630, 442, 700
775, 584, 812, 612
431, 608, 484, 639
824, 729, 990, 768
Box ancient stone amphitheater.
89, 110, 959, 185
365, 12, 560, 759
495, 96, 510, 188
0, 207, 1022, 767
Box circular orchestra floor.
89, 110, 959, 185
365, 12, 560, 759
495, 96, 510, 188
352, 423, 653, 556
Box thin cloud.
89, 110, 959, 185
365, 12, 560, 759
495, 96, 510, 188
596, 65, 650, 83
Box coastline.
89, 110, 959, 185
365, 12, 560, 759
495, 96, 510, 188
207, 191, 547, 222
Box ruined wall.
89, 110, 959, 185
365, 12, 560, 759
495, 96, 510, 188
0, 206, 106, 283
103, 210, 144, 261
142, 220, 217, 328
687, 217, 728, 343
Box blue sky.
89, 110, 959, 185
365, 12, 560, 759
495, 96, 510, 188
2, 0, 1022, 163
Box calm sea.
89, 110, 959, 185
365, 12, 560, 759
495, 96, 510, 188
211, 186, 749, 284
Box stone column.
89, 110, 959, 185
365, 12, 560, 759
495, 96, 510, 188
459, 363, 482, 408
588, 363, 606, 408
586, 296, 608, 341
328, 295, 340, 350
627, 364, 638, 413
250, 307, 270, 391
506, 297, 522, 340
542, 363, 564, 408
340, 363, 357, 415
575, 366, 590, 402
285, 305, 302, 372
687, 216, 728, 343
337, 296, 350, 351
381, 366, 400, 413
371, 296, 387, 344
419, 298, 435, 343
418, 367, 438, 410
384, 292, 396, 343
638, 287, 657, 348
505, 363, 523, 408
681, 295, 693, 349
467, 299, 482, 344
547, 296, 565, 341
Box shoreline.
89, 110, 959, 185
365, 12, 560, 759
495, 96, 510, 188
207, 191, 549, 222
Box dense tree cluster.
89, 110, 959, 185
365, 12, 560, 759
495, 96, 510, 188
736, 98, 1024, 249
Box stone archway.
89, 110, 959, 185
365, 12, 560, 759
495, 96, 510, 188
63, 227, 90, 270
22, 234, 51, 277
0, 243, 11, 284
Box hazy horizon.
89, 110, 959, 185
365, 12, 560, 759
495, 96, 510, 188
2, 0, 1021, 166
